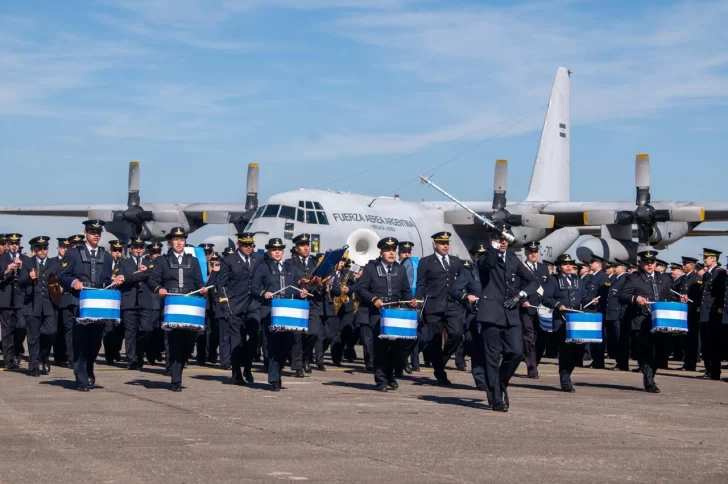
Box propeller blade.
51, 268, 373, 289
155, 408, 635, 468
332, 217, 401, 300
635, 154, 650, 207
654, 207, 705, 223
245, 163, 259, 212
492, 159, 507, 211
128, 161, 140, 207
583, 211, 617, 225
518, 213, 555, 229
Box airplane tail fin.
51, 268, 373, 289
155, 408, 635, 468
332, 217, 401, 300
525, 67, 571, 202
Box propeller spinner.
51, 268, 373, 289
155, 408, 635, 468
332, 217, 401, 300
112, 161, 154, 235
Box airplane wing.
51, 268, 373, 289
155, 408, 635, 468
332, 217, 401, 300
0, 204, 126, 217
183, 203, 252, 224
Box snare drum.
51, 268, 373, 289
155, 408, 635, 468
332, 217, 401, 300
565, 312, 603, 344
77, 289, 121, 325
651, 302, 688, 334
270, 298, 309, 332
537, 306, 553, 332
379, 308, 418, 340
162, 295, 206, 331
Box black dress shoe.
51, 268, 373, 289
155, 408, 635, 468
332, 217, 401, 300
679, 366, 697, 372
364, 365, 374, 372
333, 361, 343, 367
492, 405, 508, 412
105, 358, 115, 365
77, 385, 90, 392
222, 365, 231, 371
316, 364, 326, 371
303, 361, 312, 374
5, 362, 19, 370
243, 369, 255, 383
128, 362, 139, 371
437, 378, 452, 386
476, 385, 486, 391
502, 388, 510, 409
270, 382, 281, 392
394, 370, 403, 377
172, 383, 182, 392
561, 386, 576, 393
376, 384, 388, 392
67, 362, 74, 369
30, 369, 40, 377
632, 367, 642, 373
164, 369, 171, 377
294, 369, 305, 378
233, 376, 247, 386
404, 363, 413, 374
387, 380, 399, 390
42, 362, 51, 374
527, 370, 539, 379
456, 366, 467, 372
412, 366, 420, 372
88, 377, 96, 388
645, 385, 660, 393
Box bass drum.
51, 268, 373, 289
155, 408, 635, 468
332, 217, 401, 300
345, 229, 381, 266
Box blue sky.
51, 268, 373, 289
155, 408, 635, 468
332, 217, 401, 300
2, 0, 727, 259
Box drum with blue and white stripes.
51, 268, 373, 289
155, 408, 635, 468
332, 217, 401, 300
379, 308, 418, 340
270, 299, 309, 332
651, 302, 688, 334
565, 312, 603, 344
537, 306, 553, 332
78, 289, 121, 325
162, 295, 206, 331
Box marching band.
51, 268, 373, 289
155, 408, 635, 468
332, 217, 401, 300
1, 220, 727, 411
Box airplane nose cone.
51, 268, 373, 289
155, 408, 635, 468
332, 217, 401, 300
576, 238, 607, 262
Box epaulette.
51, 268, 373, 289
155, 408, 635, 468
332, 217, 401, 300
463, 260, 472, 267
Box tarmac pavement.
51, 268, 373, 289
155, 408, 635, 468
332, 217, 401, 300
1, 356, 726, 483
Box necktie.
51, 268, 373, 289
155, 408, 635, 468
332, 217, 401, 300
91, 250, 97, 259
386, 265, 392, 274
303, 257, 308, 270
277, 262, 283, 273
647, 275, 653, 283
442, 256, 450, 271
244, 256, 250, 269
178, 255, 183, 264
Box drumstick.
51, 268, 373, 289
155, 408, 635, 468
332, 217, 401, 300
271, 285, 313, 298
381, 299, 424, 307
670, 289, 693, 303
583, 296, 600, 309
536, 304, 582, 313
186, 285, 214, 296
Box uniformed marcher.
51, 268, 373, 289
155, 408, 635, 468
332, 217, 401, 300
677, 256, 701, 371
619, 250, 673, 393
331, 258, 356, 366
478, 225, 539, 410
51, 238, 72, 367
1, 233, 30, 370
103, 240, 126, 364
146, 227, 207, 391
543, 254, 590, 392
145, 242, 166, 365
584, 255, 609, 369
607, 259, 629, 371
289, 234, 319, 377
59, 221, 117, 391
519, 240, 549, 378
18, 236, 60, 376
218, 233, 263, 384
222, 247, 235, 257
357, 237, 417, 391
397, 241, 417, 374
205, 253, 222, 365
451, 243, 484, 389
698, 248, 726, 380
415, 231, 464, 385
117, 236, 153, 370
251, 238, 308, 390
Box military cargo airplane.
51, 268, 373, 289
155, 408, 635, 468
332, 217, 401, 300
1, 67, 725, 263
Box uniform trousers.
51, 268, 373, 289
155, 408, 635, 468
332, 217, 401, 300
706, 318, 727, 380
230, 311, 260, 379
519, 310, 538, 374
264, 318, 294, 384
372, 319, 405, 386
26, 313, 57, 371
332, 311, 355, 364
206, 314, 219, 364
605, 319, 620, 361
315, 315, 336, 366
634, 317, 663, 389
469, 319, 486, 389
454, 312, 476, 370
481, 322, 522, 407
410, 322, 429, 370
682, 311, 700, 370
291, 311, 321, 370
123, 308, 153, 366
167, 329, 196, 385
54, 307, 74, 364
72, 319, 105, 388
423, 303, 464, 380
1, 309, 23, 365
218, 317, 231, 367
615, 318, 633, 370
102, 321, 124, 363
555, 324, 584, 389
359, 323, 374, 369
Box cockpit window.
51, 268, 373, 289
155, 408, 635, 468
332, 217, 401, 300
313, 202, 323, 210
279, 205, 296, 220
296, 209, 304, 223
305, 201, 314, 209
298, 201, 305, 208
262, 205, 280, 218
253, 206, 265, 219
305, 211, 318, 224
316, 211, 328, 225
